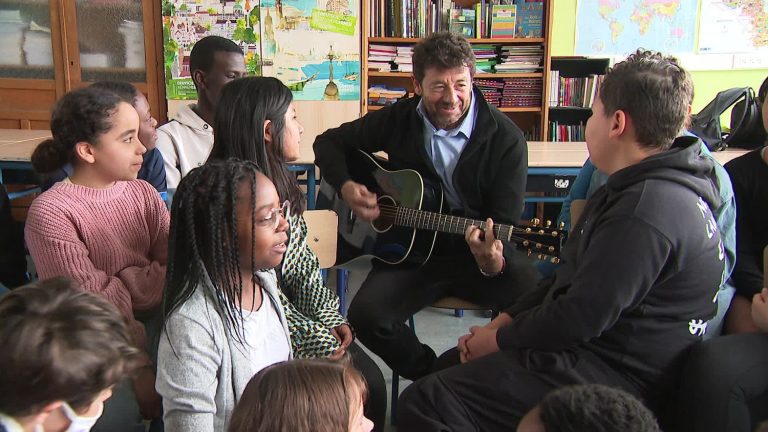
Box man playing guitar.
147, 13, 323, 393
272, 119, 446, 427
313, 32, 540, 381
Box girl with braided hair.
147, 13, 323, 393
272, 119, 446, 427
156, 158, 292, 432
24, 86, 168, 431
208, 76, 386, 430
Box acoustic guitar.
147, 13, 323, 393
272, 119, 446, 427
316, 150, 566, 270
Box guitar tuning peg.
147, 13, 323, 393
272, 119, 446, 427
531, 218, 541, 226
548, 246, 555, 253
535, 243, 543, 249
527, 250, 533, 257
538, 229, 545, 235
538, 254, 545, 261
559, 221, 565, 230
522, 240, 530, 247
545, 220, 552, 227
551, 231, 559, 237
551, 257, 560, 264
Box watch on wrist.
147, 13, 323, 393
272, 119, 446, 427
479, 257, 506, 278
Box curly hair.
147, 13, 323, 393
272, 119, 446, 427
31, 87, 124, 173
599, 49, 693, 150
412, 31, 476, 83
538, 384, 660, 432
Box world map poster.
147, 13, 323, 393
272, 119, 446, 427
698, 0, 768, 54
575, 0, 698, 56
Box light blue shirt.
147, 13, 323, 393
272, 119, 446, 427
417, 93, 478, 210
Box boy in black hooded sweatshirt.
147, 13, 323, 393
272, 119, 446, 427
398, 49, 726, 432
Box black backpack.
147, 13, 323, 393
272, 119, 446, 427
689, 87, 766, 151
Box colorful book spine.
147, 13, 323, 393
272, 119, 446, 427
490, 5, 516, 38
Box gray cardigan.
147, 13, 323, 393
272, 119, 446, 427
156, 270, 292, 432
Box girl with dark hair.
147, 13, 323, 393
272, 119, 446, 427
156, 159, 292, 432
41, 81, 166, 196
23, 86, 168, 431
209, 76, 386, 430
229, 359, 373, 432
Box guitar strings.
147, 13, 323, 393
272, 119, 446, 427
375, 204, 560, 235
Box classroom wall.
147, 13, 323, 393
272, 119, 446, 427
551, 1, 767, 113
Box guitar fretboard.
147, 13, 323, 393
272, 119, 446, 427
382, 205, 515, 241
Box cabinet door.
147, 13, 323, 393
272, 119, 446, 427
0, 0, 65, 129
64, 0, 164, 122
0, 0, 56, 80
70, 0, 147, 83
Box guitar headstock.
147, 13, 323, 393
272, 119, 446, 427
512, 218, 567, 263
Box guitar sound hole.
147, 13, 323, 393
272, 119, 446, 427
372, 195, 397, 233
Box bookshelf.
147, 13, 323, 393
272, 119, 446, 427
547, 56, 610, 141
361, 1, 553, 140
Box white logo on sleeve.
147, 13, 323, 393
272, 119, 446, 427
697, 196, 724, 261
688, 319, 707, 336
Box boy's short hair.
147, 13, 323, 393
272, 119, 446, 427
599, 49, 693, 150
412, 31, 476, 83
758, 75, 768, 103
539, 384, 660, 432
0, 278, 138, 417
189, 36, 242, 76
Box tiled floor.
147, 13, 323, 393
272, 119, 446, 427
336, 270, 490, 431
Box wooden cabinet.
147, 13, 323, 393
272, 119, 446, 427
0, 0, 164, 130
361, 1, 553, 140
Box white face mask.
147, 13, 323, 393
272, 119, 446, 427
59, 401, 103, 432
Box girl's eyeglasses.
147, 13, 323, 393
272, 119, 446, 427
258, 200, 290, 230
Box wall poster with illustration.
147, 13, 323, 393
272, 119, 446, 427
162, 0, 360, 101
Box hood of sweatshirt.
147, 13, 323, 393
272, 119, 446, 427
605, 135, 721, 211
173, 103, 211, 134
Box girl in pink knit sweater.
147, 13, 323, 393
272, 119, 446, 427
24, 86, 168, 431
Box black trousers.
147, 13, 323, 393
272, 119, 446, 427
397, 347, 641, 432
348, 342, 387, 432
675, 333, 768, 432
348, 249, 540, 381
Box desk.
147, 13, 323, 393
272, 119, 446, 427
524, 141, 749, 203
0, 129, 51, 200
0, 130, 325, 209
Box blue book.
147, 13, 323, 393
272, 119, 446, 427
515, 1, 543, 38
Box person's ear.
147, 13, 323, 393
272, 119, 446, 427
192, 69, 206, 91
412, 75, 423, 97
609, 109, 627, 139
33, 401, 64, 428
74, 141, 97, 164
263, 119, 273, 145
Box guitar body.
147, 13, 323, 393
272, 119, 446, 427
316, 151, 443, 270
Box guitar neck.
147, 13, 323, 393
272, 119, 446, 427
389, 206, 514, 241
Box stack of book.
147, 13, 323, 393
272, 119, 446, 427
368, 84, 408, 106
473, 44, 498, 73
474, 78, 504, 106
394, 46, 414, 72
495, 45, 543, 73
368, 43, 396, 72
500, 77, 542, 108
